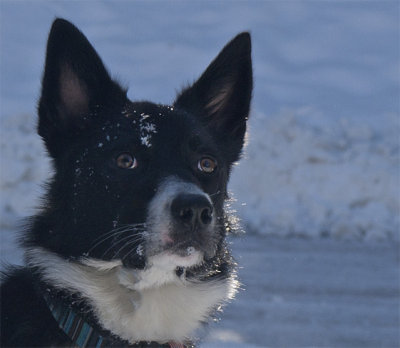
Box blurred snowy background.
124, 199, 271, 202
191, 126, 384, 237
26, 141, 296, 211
1, 1, 399, 347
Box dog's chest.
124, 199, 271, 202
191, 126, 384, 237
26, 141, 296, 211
94, 269, 229, 343
28, 249, 233, 343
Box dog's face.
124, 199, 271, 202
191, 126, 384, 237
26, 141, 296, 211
29, 19, 252, 273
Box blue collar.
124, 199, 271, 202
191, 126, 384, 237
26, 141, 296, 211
43, 291, 190, 348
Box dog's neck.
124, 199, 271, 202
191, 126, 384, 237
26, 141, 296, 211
26, 247, 237, 345
42, 290, 190, 348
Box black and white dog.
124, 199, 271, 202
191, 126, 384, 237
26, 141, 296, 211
1, 19, 252, 347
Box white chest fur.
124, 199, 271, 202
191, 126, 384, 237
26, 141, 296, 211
26, 248, 236, 343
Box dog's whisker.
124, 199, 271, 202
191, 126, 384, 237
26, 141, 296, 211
90, 226, 136, 244
111, 234, 145, 257
86, 231, 127, 255
121, 242, 145, 262
109, 225, 146, 234
209, 190, 222, 197
87, 227, 146, 255
87, 230, 131, 254
100, 223, 146, 234
101, 234, 145, 259
113, 238, 144, 260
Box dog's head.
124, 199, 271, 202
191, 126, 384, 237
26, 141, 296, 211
28, 19, 252, 275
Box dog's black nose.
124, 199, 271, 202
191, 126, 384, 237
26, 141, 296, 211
171, 194, 213, 229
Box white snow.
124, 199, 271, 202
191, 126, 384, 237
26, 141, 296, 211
0, 1, 399, 347
139, 119, 157, 148
0, 113, 51, 228
231, 108, 399, 241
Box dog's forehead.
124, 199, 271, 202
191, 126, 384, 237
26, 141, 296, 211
95, 102, 208, 148
119, 102, 192, 129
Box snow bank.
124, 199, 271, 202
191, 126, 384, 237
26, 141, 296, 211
0, 114, 51, 228
230, 108, 399, 241
1, 1, 398, 242
1, 109, 398, 241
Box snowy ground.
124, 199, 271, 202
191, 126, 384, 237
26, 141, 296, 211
1, 1, 399, 347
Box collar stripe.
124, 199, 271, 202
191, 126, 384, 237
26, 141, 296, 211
44, 292, 109, 347
43, 291, 191, 348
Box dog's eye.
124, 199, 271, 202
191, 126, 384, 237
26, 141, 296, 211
116, 153, 137, 169
198, 157, 217, 173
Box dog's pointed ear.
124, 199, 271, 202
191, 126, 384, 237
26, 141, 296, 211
38, 18, 125, 158
174, 32, 253, 163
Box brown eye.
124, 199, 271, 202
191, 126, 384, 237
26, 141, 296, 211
198, 157, 217, 173
116, 153, 137, 169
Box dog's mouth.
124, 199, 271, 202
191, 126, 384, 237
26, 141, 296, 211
118, 239, 206, 270
160, 247, 204, 268
172, 245, 198, 258
81, 236, 208, 292
85, 225, 214, 271
164, 238, 205, 256
82, 245, 203, 271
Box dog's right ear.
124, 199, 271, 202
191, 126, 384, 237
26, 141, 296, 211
174, 33, 252, 164
38, 18, 125, 158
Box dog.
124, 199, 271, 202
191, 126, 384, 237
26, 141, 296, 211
1, 18, 252, 347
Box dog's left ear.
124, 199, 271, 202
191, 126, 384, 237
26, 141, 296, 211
174, 32, 253, 163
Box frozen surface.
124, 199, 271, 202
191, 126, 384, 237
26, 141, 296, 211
1, 1, 399, 347
203, 235, 400, 347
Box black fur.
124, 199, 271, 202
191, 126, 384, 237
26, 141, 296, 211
1, 18, 252, 347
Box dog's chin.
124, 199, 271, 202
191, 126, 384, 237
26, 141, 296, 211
119, 245, 205, 270
145, 246, 204, 270
162, 249, 204, 268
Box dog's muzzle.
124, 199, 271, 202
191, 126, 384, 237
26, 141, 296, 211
145, 177, 217, 262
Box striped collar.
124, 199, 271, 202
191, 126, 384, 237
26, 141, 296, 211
43, 291, 191, 348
